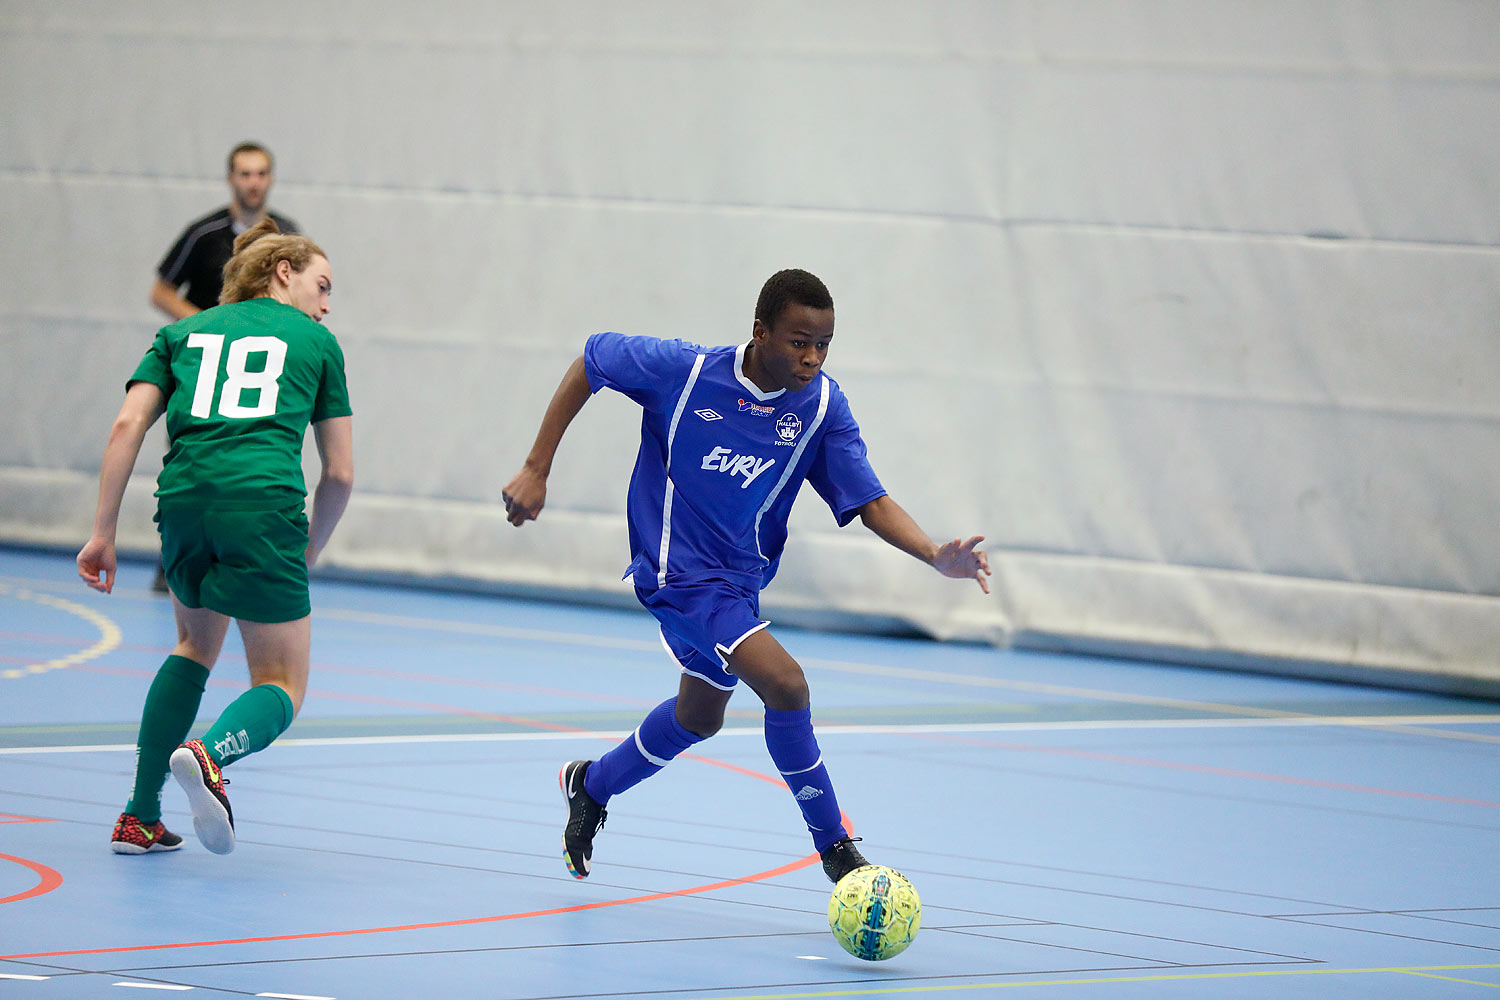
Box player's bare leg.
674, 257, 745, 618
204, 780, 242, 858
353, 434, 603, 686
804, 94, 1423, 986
673, 672, 732, 736
728, 631, 869, 882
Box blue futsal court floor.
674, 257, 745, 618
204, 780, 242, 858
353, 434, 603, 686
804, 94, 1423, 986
2, 547, 1498, 998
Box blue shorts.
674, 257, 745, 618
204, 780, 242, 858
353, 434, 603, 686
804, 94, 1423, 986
635, 580, 769, 691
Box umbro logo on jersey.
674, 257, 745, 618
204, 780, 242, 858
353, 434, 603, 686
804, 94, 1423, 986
794, 785, 823, 801
701, 446, 777, 488
738, 398, 774, 417
694, 408, 723, 421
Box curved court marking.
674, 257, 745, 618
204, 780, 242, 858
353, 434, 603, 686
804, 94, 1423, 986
656, 963, 1500, 999
0, 698, 840, 962
0, 847, 829, 961
0, 852, 64, 907
0, 584, 121, 681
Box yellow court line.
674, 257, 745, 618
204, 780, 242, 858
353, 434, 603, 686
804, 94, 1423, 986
670, 964, 1500, 1000
0, 583, 121, 681
1400, 970, 1500, 988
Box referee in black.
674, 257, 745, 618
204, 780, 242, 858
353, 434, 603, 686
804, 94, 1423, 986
150, 142, 299, 320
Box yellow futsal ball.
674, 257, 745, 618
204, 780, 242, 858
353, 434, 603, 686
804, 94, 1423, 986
827, 865, 921, 961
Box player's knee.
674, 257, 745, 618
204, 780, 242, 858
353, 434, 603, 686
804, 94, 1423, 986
175, 641, 218, 667
677, 701, 724, 738
759, 674, 810, 712
252, 673, 304, 716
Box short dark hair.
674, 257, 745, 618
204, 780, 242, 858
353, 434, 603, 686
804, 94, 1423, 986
227, 142, 274, 174
755, 269, 833, 328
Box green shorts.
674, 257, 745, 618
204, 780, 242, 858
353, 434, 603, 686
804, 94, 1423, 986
156, 505, 311, 623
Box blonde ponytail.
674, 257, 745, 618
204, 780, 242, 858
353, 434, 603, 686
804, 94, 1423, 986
219, 220, 327, 305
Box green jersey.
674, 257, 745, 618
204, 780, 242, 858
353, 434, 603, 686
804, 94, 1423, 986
130, 297, 352, 511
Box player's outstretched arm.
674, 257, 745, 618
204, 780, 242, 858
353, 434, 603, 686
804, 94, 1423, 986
77, 381, 166, 593
502, 354, 592, 527
856, 494, 992, 594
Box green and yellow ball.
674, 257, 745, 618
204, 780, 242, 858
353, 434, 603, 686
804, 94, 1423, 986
827, 865, 921, 960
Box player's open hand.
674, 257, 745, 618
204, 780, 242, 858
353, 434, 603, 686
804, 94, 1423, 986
933, 535, 991, 594
502, 467, 548, 527
77, 536, 117, 593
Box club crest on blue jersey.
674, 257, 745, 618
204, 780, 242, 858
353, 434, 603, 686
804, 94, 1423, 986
738, 398, 774, 417
775, 412, 803, 444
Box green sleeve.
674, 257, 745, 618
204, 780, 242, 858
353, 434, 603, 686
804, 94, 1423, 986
312, 333, 352, 422
129, 326, 175, 394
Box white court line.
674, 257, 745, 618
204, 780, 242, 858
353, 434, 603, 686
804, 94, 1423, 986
112, 984, 192, 991
315, 605, 1500, 741
0, 973, 50, 980
3, 714, 1499, 755
4, 574, 1495, 743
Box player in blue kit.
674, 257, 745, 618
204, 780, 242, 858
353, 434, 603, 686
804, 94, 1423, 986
502, 269, 990, 883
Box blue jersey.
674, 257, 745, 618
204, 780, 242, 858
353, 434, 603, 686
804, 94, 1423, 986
584, 332, 886, 593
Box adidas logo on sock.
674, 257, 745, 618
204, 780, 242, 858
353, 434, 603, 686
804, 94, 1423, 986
794, 785, 823, 801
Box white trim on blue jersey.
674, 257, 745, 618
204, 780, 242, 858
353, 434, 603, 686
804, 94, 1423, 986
657, 353, 708, 586
753, 376, 830, 563
733, 343, 784, 402
584, 332, 885, 592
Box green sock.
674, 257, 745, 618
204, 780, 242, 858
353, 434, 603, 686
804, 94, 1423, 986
126, 655, 210, 823
200, 683, 295, 767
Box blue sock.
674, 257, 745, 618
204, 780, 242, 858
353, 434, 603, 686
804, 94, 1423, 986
764, 706, 847, 852
585, 698, 703, 804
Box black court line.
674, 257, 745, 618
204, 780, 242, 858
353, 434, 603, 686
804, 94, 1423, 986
929, 928, 1198, 965
1401, 913, 1500, 931
66, 961, 1329, 1000
1268, 916, 1500, 954
7, 771, 1459, 949
891, 863, 1360, 924
409, 961, 1328, 1000
877, 754, 1500, 834
888, 847, 1372, 913
5, 784, 1390, 936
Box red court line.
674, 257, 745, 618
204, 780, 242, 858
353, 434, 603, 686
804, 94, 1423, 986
308, 691, 793, 792
0, 841, 836, 961
923, 734, 1500, 809
0, 688, 834, 961
0, 853, 64, 907
294, 689, 593, 734
0, 814, 55, 825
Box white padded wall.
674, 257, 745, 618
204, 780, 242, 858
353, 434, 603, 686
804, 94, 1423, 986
2, 1, 1497, 692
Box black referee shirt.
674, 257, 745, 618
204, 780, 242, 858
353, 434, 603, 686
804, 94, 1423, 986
156, 208, 300, 312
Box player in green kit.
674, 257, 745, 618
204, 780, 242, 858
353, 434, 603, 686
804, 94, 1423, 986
78, 219, 354, 855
